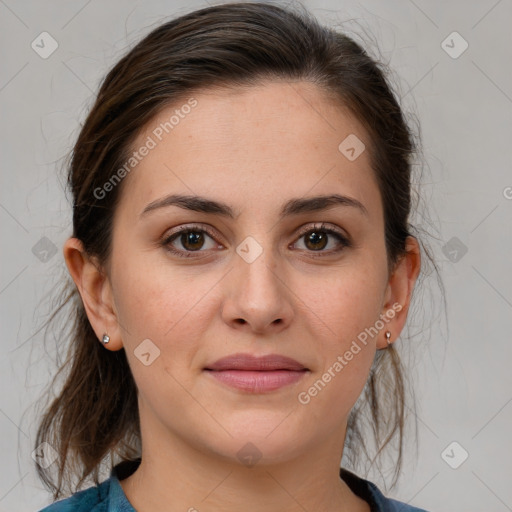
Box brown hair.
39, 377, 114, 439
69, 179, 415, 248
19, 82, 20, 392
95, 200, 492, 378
34, 1, 441, 501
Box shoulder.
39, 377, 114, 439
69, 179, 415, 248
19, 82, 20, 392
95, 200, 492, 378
365, 479, 430, 512
37, 459, 140, 512
37, 478, 111, 512
340, 467, 430, 512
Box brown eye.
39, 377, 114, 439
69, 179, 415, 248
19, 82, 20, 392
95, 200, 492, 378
162, 225, 221, 258
303, 230, 328, 251
293, 223, 351, 256
180, 231, 206, 251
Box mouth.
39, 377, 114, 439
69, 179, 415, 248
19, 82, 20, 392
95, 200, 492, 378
203, 353, 309, 393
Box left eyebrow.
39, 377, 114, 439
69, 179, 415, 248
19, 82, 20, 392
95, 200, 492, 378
139, 193, 368, 220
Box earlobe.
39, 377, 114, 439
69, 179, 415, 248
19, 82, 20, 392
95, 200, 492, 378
63, 237, 123, 351
378, 236, 421, 350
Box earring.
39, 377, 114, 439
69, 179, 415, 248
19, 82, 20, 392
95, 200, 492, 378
385, 331, 391, 347
102, 333, 110, 344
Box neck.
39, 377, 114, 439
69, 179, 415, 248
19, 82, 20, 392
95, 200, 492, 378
119, 411, 370, 512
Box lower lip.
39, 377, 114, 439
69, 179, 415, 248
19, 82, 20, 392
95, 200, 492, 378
204, 369, 308, 392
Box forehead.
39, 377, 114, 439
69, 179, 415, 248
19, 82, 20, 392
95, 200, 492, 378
115, 80, 381, 222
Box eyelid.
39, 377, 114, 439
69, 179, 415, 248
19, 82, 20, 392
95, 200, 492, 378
161, 221, 351, 257
161, 223, 222, 249
294, 222, 349, 241
291, 222, 352, 255
163, 223, 218, 240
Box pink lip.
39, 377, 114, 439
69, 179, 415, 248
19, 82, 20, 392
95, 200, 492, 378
205, 369, 307, 392
205, 353, 307, 371
203, 353, 309, 393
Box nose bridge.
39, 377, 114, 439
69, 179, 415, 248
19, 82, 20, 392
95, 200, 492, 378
235, 233, 282, 299
221, 231, 293, 332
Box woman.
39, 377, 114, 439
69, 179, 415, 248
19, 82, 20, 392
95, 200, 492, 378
35, 2, 433, 511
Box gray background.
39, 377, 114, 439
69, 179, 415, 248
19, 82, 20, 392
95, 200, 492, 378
1, 0, 511, 510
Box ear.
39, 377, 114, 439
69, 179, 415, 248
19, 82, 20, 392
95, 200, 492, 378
378, 236, 421, 349
63, 237, 124, 351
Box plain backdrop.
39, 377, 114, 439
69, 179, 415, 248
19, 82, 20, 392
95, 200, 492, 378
1, 1, 511, 511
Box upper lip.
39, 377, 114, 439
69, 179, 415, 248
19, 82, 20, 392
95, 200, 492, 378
204, 353, 307, 371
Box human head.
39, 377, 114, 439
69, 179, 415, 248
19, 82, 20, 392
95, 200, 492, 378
36, 1, 423, 499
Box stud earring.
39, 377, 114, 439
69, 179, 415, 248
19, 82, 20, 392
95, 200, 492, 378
385, 331, 391, 347
102, 333, 110, 345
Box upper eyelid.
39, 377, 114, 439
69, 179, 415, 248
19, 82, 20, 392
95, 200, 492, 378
164, 222, 349, 246
295, 222, 347, 237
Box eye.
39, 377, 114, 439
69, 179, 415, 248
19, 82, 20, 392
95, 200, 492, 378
292, 223, 351, 256
161, 222, 351, 259
161, 224, 221, 258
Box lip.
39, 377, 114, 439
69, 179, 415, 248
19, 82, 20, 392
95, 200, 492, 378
205, 369, 308, 392
203, 353, 309, 393
204, 353, 307, 371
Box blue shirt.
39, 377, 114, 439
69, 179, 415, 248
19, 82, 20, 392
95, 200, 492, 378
38, 458, 429, 511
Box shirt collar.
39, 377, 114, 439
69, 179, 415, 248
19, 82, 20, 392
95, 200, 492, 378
108, 459, 141, 512
107, 458, 389, 512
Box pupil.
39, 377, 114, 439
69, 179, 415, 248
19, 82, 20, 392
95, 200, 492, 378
307, 231, 327, 250
183, 231, 203, 250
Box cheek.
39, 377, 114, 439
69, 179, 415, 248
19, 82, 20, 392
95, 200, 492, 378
297, 264, 386, 346
292, 263, 385, 401
112, 266, 212, 414
115, 271, 200, 338
112, 248, 222, 366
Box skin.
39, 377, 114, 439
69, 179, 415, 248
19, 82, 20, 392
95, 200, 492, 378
64, 80, 421, 512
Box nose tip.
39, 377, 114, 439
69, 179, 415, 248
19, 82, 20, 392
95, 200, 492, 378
218, 237, 295, 334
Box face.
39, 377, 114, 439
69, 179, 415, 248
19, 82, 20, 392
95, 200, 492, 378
102, 81, 396, 464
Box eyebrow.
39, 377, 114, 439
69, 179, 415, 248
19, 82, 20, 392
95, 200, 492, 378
139, 193, 368, 220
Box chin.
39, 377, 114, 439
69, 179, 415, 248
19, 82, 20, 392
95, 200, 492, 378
206, 416, 307, 465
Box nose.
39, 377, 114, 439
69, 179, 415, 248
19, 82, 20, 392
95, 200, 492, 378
220, 244, 294, 335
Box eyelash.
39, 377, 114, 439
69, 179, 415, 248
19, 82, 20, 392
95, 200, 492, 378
160, 222, 352, 259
